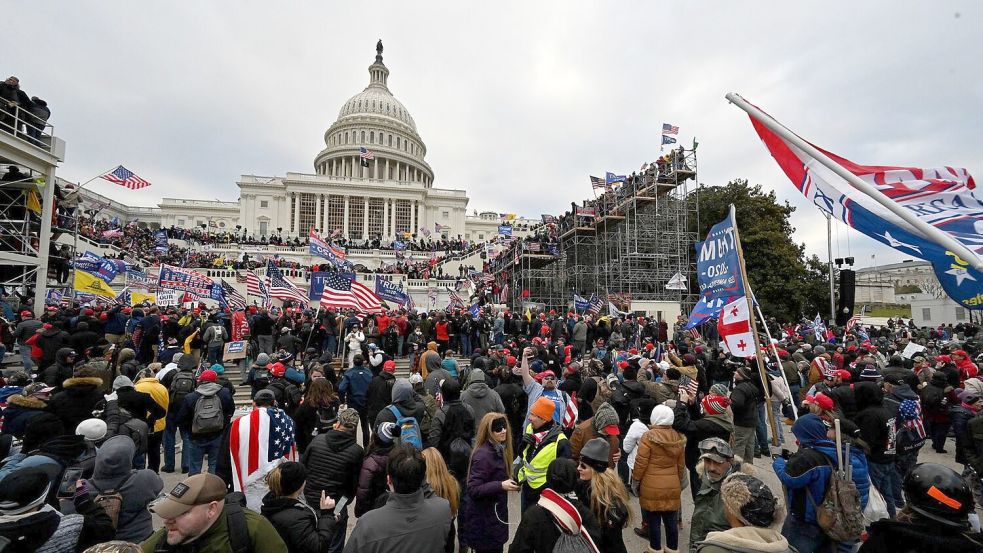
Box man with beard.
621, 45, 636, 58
688, 438, 757, 549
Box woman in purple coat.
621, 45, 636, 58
460, 413, 520, 553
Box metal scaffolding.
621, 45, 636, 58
0, 102, 65, 313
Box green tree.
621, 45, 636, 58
689, 179, 827, 322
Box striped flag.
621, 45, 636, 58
587, 293, 603, 315
319, 272, 383, 314
100, 165, 151, 190
235, 273, 248, 283
221, 280, 247, 310
662, 123, 679, 135
245, 270, 270, 303
845, 315, 862, 332
680, 375, 699, 398
230, 407, 297, 494
590, 175, 608, 190
448, 288, 465, 309
359, 147, 374, 167
562, 392, 578, 429
266, 262, 309, 306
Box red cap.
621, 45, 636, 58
198, 370, 218, 383
645, 343, 655, 351
46, 306, 57, 311
270, 362, 286, 377
617, 361, 629, 370
804, 393, 834, 411
383, 360, 397, 373
847, 345, 857, 352
99, 312, 108, 321
122, 307, 132, 314
19, 310, 30, 317
532, 337, 543, 345
777, 349, 789, 359
193, 308, 201, 315
602, 424, 620, 436
534, 369, 556, 381
953, 349, 969, 357
83, 308, 94, 316
937, 355, 952, 363
502, 349, 510, 356
835, 369, 852, 381
629, 348, 638, 355
42, 323, 52, 330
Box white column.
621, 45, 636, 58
410, 200, 417, 235
396, 162, 401, 182
385, 159, 390, 181
363, 197, 369, 239
374, 158, 379, 180
314, 194, 322, 232
343, 196, 350, 237
384, 199, 391, 237
293, 193, 301, 236
391, 199, 398, 236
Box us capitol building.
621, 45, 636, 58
77, 41, 534, 244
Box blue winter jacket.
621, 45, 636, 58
773, 413, 870, 524
339, 365, 373, 409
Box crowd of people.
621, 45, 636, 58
0, 75, 50, 146
0, 299, 981, 552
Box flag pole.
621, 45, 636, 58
725, 92, 983, 272
729, 204, 782, 446
754, 302, 798, 421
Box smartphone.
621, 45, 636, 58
334, 495, 350, 516
58, 467, 84, 497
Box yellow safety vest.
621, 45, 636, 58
517, 423, 567, 490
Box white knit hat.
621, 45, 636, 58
76, 418, 108, 442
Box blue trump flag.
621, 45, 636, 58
573, 293, 590, 312
375, 278, 409, 305
605, 172, 626, 186
153, 230, 168, 253
685, 210, 745, 329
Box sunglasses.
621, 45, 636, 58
542, 376, 557, 381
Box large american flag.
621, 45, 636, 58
587, 293, 603, 315
266, 262, 309, 306
100, 165, 151, 190
245, 270, 269, 301
662, 123, 679, 135
359, 147, 374, 161
319, 272, 383, 314
230, 407, 297, 493
221, 280, 247, 310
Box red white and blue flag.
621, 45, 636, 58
100, 165, 151, 190
717, 296, 755, 358
266, 262, 308, 307
230, 407, 297, 493
319, 272, 383, 314
662, 123, 679, 135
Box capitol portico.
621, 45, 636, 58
78, 41, 533, 243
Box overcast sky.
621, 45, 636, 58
7, 1, 980, 268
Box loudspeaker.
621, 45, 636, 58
836, 269, 856, 326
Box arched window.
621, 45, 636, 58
344, 132, 349, 144
361, 131, 365, 142
396, 137, 401, 149
370, 131, 374, 143
388, 134, 392, 146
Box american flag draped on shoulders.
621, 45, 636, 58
230, 407, 297, 505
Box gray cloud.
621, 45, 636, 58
7, 1, 980, 268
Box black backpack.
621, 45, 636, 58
169, 371, 196, 406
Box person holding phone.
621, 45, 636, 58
260, 461, 339, 553
460, 413, 519, 553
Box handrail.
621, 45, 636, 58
0, 102, 54, 152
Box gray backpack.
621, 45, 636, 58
192, 390, 224, 434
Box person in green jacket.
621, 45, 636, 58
689, 438, 757, 552
141, 473, 287, 553
695, 473, 793, 553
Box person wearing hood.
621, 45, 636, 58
772, 413, 870, 553
175, 370, 235, 475
116, 348, 141, 381
133, 367, 168, 473
40, 347, 77, 388
1, 380, 47, 438
423, 350, 452, 397
47, 366, 105, 434
375, 377, 430, 440
365, 359, 398, 425
695, 473, 793, 553
853, 381, 900, 518
354, 422, 398, 517
672, 383, 735, 502
69, 322, 100, 359
265, 362, 302, 417
509, 458, 600, 553
261, 461, 339, 553
113, 375, 166, 436
0, 412, 65, 483
918, 370, 954, 454
631, 404, 687, 553
245, 352, 272, 398
462, 369, 506, 429
301, 408, 363, 553
0, 465, 114, 553
730, 366, 762, 465
430, 378, 476, 483
570, 401, 621, 468
859, 463, 983, 553
81, 435, 163, 542
35, 321, 70, 369
155, 336, 182, 366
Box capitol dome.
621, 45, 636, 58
314, 42, 434, 187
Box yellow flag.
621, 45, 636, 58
131, 292, 156, 306
25, 190, 41, 215
73, 270, 117, 299
524, 307, 532, 322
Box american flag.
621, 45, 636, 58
221, 280, 247, 310
845, 315, 862, 332
662, 123, 679, 135
527, 242, 541, 253
100, 165, 151, 190
111, 289, 131, 306
448, 288, 465, 309
481, 273, 495, 285
245, 270, 270, 301
235, 273, 248, 283
266, 262, 309, 306
498, 283, 509, 303
899, 399, 927, 442
319, 272, 383, 314
680, 375, 699, 398
359, 147, 374, 161
230, 407, 297, 493
590, 175, 608, 190
562, 391, 578, 429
